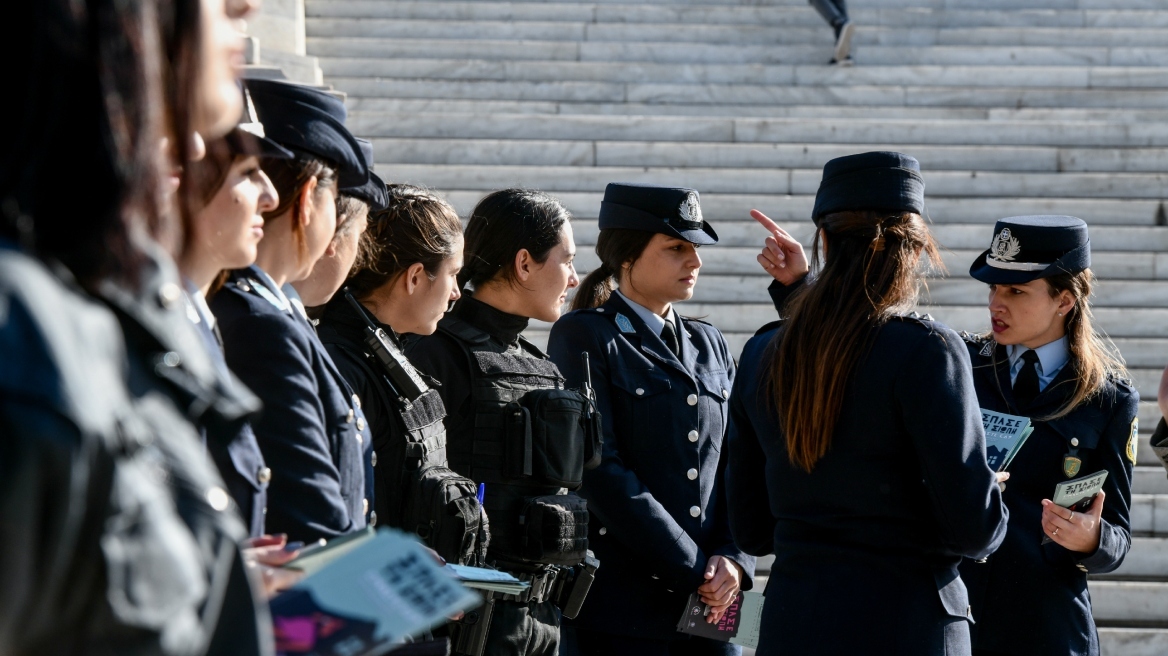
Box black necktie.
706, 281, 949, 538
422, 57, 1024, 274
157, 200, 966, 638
1013, 349, 1041, 410
661, 320, 680, 358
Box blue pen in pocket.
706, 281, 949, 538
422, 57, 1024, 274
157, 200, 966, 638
477, 483, 486, 504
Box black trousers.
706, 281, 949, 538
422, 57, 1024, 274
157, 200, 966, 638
809, 0, 849, 29
568, 625, 740, 656
481, 600, 561, 656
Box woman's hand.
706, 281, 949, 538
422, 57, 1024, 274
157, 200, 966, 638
751, 209, 809, 286
698, 556, 744, 624
242, 534, 305, 598
995, 471, 1010, 491
1041, 491, 1105, 554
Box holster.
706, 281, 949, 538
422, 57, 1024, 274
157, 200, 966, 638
554, 550, 599, 620
450, 597, 495, 656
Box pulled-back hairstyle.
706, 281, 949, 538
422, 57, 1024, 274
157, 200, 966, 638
771, 211, 943, 472
346, 185, 462, 298
260, 155, 339, 263
571, 229, 656, 310
986, 269, 1127, 420
459, 189, 571, 290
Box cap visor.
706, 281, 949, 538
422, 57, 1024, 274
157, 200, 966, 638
968, 250, 1046, 284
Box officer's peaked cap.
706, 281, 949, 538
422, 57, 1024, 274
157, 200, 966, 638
341, 139, 389, 211
598, 182, 718, 245
969, 216, 1090, 284
812, 151, 925, 222
245, 78, 369, 189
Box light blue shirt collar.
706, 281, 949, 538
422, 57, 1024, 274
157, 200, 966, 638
616, 289, 677, 337
1007, 337, 1070, 392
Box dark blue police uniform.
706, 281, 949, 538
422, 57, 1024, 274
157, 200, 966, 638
547, 183, 755, 656
211, 265, 369, 543
958, 217, 1137, 656
730, 153, 1008, 656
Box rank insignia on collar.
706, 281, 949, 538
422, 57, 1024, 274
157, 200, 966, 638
980, 341, 995, 357
615, 313, 635, 334
1063, 456, 1082, 478
1127, 417, 1139, 465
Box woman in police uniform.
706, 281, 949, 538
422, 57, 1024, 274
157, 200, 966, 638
959, 216, 1137, 656
210, 77, 375, 544
730, 152, 1007, 655
547, 183, 755, 656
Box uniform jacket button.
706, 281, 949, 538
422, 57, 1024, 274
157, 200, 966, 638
363, 499, 369, 515
722, 389, 729, 399
356, 432, 363, 444
207, 487, 230, 512
357, 417, 366, 431
598, 527, 607, 536
257, 466, 272, 484
346, 409, 355, 423
689, 506, 701, 518
371, 451, 378, 467
687, 468, 698, 480
1071, 437, 1079, 447
687, 394, 697, 406
635, 388, 645, 396
158, 282, 182, 309
688, 430, 699, 442
370, 511, 378, 527
352, 394, 362, 409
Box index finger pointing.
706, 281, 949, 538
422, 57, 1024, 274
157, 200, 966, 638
750, 209, 784, 236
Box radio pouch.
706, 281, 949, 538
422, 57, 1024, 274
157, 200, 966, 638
518, 494, 589, 565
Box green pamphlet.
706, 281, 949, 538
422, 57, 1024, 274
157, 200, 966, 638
981, 409, 1034, 471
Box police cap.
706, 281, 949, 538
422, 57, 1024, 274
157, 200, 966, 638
341, 139, 389, 211
969, 216, 1090, 284
812, 151, 925, 222
244, 78, 369, 188
224, 85, 294, 160
598, 182, 718, 245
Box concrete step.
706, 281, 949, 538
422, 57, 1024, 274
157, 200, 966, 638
314, 0, 1167, 9
1102, 537, 1168, 581
306, 3, 1168, 30
331, 76, 1168, 108
1091, 581, 1168, 627
373, 163, 1168, 198
371, 138, 1168, 174
345, 98, 1168, 124
350, 114, 1168, 149
440, 192, 1164, 227
320, 57, 1168, 89
310, 37, 1168, 68
1100, 628, 1168, 656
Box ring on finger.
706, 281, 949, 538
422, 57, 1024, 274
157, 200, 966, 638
1067, 511, 1075, 524
1053, 527, 1060, 536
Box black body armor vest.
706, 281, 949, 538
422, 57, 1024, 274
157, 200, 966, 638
438, 315, 599, 569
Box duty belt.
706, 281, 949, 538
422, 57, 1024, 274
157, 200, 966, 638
493, 567, 564, 604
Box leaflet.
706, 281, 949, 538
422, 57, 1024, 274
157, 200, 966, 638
981, 409, 1034, 471
1041, 470, 1109, 545
443, 563, 531, 595
675, 591, 765, 649
271, 528, 480, 656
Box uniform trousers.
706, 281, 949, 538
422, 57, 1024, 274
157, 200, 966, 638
480, 599, 560, 656
570, 626, 740, 656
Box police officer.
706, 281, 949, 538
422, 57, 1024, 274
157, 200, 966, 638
546, 183, 755, 656
210, 77, 373, 544
959, 217, 1137, 656
179, 87, 289, 537
317, 185, 489, 566
407, 189, 593, 656
729, 152, 1008, 655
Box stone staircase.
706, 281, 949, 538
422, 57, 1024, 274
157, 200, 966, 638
304, 0, 1168, 651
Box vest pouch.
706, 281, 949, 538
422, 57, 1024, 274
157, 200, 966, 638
582, 404, 603, 472
518, 494, 589, 566
503, 402, 534, 479
519, 389, 589, 489
401, 465, 489, 566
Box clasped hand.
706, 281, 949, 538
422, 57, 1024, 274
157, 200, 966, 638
1041, 490, 1105, 554
697, 556, 744, 624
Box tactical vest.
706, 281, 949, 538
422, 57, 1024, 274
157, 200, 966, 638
438, 316, 600, 569
332, 340, 489, 566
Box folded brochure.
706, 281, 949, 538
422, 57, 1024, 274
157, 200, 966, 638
444, 563, 530, 595
1041, 470, 1109, 545
271, 528, 481, 656
981, 409, 1034, 472
676, 591, 764, 649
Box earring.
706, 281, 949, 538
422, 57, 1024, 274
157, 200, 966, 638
1058, 313, 1063, 316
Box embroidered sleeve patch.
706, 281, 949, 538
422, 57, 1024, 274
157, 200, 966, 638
1127, 417, 1139, 465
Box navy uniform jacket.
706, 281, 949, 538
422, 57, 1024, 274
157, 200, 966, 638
210, 265, 368, 543
725, 317, 1007, 656
547, 293, 756, 641
184, 286, 269, 537
959, 335, 1137, 656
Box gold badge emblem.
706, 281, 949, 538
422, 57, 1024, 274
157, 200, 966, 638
988, 228, 1022, 264
1127, 417, 1139, 465
1063, 456, 1082, 478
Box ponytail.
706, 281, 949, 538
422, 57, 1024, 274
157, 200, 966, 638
570, 229, 656, 311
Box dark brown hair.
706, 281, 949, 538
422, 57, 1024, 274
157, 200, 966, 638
347, 184, 462, 298
334, 195, 369, 242
570, 229, 656, 310
770, 210, 943, 472
260, 154, 338, 262
459, 188, 571, 290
